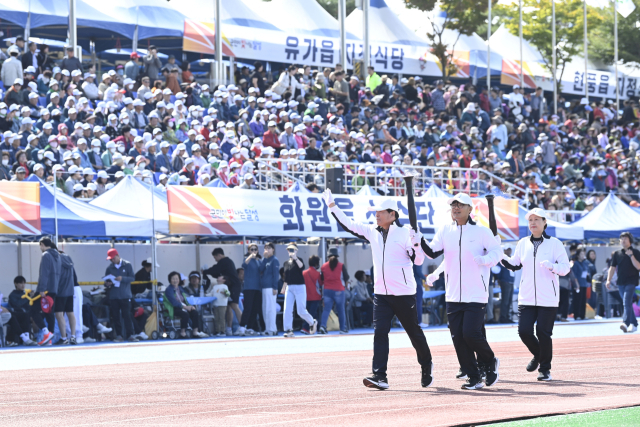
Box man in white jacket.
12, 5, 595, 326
501, 208, 570, 381
420, 193, 502, 390
322, 189, 433, 391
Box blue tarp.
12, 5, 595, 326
205, 178, 229, 188
571, 194, 640, 240
26, 176, 152, 237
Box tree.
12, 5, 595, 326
404, 0, 498, 79
589, 0, 640, 65
495, 0, 602, 91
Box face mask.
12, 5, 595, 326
394, 161, 401, 165
127, 84, 133, 90
0, 109, 6, 115
50, 142, 58, 148
137, 164, 145, 171
351, 146, 356, 152
109, 107, 116, 113
93, 147, 100, 153
212, 114, 217, 119
383, 125, 388, 129
368, 136, 374, 142
117, 146, 125, 153
203, 92, 210, 98
384, 149, 391, 154
60, 143, 67, 149
155, 135, 162, 141
215, 97, 222, 103
121, 119, 129, 125
365, 149, 372, 154
194, 125, 202, 131
45, 159, 52, 166
234, 153, 241, 158
1, 159, 8, 166
66, 160, 73, 166
242, 113, 248, 120
109, 147, 116, 153
299, 155, 305, 160
37, 153, 44, 160
623, 183, 629, 189
295, 132, 302, 136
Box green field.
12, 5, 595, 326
485, 406, 640, 427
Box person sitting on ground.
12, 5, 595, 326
164, 271, 208, 338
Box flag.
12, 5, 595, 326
617, 0, 636, 18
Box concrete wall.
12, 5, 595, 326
0, 241, 622, 298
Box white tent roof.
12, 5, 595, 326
571, 194, 640, 239
421, 184, 452, 199
356, 185, 380, 196
90, 176, 169, 234
489, 24, 544, 63
346, 0, 429, 47
246, 0, 359, 39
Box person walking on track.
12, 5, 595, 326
322, 189, 433, 390
607, 232, 640, 334
419, 193, 502, 390
501, 208, 570, 381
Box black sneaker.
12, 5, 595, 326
526, 357, 539, 372
537, 371, 552, 381
461, 376, 484, 390
456, 368, 468, 380
485, 358, 500, 387
54, 338, 69, 345
421, 362, 434, 388
318, 326, 327, 335
70, 336, 77, 345
363, 374, 389, 390
478, 363, 487, 381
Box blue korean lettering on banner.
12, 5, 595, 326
303, 39, 318, 62
397, 200, 435, 233
365, 199, 377, 223
334, 198, 354, 231
587, 72, 597, 94
307, 197, 331, 232
285, 36, 300, 61
391, 48, 404, 70
279, 195, 304, 231
320, 40, 334, 64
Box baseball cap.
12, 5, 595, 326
525, 207, 547, 221
447, 193, 473, 206
106, 248, 119, 260
367, 199, 399, 212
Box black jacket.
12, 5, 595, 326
203, 257, 241, 290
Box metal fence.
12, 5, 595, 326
254, 159, 530, 202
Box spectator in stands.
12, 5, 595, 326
202, 248, 243, 336
1, 46, 22, 90
238, 244, 263, 335
319, 248, 348, 334
144, 46, 162, 81
259, 242, 280, 336
124, 53, 141, 81
104, 248, 138, 342
302, 255, 323, 334
61, 47, 82, 72
281, 243, 317, 337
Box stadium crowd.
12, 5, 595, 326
0, 39, 639, 213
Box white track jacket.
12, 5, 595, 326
330, 204, 424, 296
422, 219, 502, 304
503, 233, 570, 307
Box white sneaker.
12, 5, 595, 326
82, 325, 89, 333
137, 332, 149, 340
621, 323, 628, 333
84, 337, 96, 343
225, 327, 233, 336
233, 327, 246, 336
594, 315, 603, 320
419, 323, 429, 328
310, 320, 318, 335
245, 329, 256, 335
197, 331, 209, 338
75, 337, 84, 344
628, 324, 636, 333
97, 323, 113, 334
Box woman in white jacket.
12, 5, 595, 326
502, 208, 570, 381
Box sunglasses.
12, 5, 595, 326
450, 202, 466, 208
249, 248, 258, 252
287, 248, 296, 253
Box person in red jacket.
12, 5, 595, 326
318, 248, 350, 334
262, 121, 283, 151
302, 255, 323, 334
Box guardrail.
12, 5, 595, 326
254, 159, 530, 203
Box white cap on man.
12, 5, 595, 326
368, 199, 399, 212
447, 193, 473, 207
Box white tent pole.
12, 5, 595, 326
487, 0, 491, 92
339, 0, 348, 69
132, 6, 139, 53
363, 0, 370, 72
149, 180, 159, 333
519, 0, 523, 87
25, 0, 31, 53
53, 182, 59, 245
614, 0, 619, 118
215, 0, 222, 86
552, 0, 557, 115
69, 0, 77, 55
583, 0, 588, 100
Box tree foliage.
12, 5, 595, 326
589, 0, 640, 66
495, 0, 602, 89
405, 0, 498, 78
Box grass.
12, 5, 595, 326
484, 406, 640, 427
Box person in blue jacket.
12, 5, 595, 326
260, 243, 280, 336
238, 244, 263, 336
571, 247, 591, 320
164, 271, 208, 338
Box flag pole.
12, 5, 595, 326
614, 0, 620, 118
